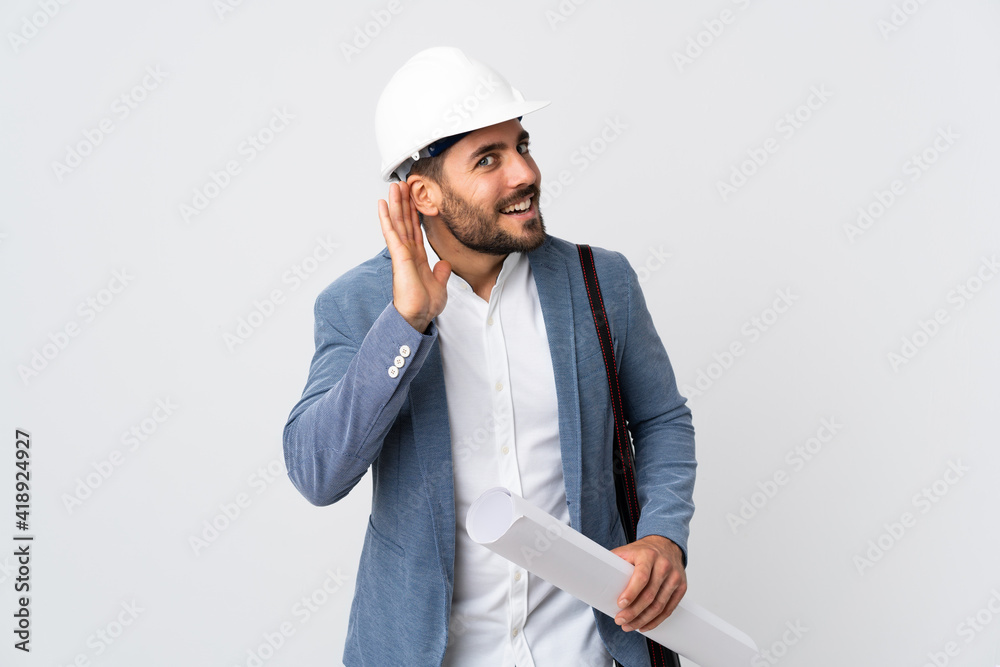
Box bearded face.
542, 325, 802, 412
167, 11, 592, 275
435, 179, 546, 256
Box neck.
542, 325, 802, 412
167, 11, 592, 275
424, 219, 506, 301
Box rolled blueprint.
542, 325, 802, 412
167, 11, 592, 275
467, 487, 758, 667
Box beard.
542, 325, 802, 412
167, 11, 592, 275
435, 181, 547, 256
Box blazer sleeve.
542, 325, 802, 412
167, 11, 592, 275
282, 286, 437, 507
614, 252, 697, 565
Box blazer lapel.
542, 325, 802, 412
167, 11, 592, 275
528, 239, 584, 530
378, 250, 456, 580
407, 343, 456, 579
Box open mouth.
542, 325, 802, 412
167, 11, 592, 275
499, 194, 534, 217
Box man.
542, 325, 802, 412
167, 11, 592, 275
283, 47, 696, 666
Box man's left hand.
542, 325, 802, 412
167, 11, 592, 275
610, 535, 686, 633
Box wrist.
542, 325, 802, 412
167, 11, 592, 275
394, 305, 430, 334
406, 316, 431, 334
641, 534, 683, 559
402, 313, 431, 334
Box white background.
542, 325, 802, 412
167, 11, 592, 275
2, 0, 999, 665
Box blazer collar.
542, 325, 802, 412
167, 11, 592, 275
527, 238, 584, 530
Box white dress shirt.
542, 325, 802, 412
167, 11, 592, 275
427, 239, 612, 667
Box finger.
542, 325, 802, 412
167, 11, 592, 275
619, 577, 663, 630
409, 190, 420, 227
408, 195, 429, 266
636, 578, 686, 632
398, 181, 413, 240
387, 183, 406, 242
662, 576, 687, 618
616, 557, 651, 612
432, 259, 452, 286
409, 194, 427, 258
630, 576, 678, 631
389, 182, 412, 245
378, 198, 401, 248
379, 199, 415, 273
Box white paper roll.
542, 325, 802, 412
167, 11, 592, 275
467, 487, 758, 667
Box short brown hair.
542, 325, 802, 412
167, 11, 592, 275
407, 151, 445, 184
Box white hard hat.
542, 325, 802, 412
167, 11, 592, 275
376, 47, 550, 182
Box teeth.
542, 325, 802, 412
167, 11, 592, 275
501, 196, 532, 214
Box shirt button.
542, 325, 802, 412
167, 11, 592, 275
394, 355, 405, 368
399, 345, 410, 358
514, 571, 521, 581
501, 446, 510, 455
495, 381, 503, 392
487, 316, 494, 326
387, 366, 399, 378
512, 628, 519, 638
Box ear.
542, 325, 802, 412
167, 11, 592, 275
407, 174, 440, 218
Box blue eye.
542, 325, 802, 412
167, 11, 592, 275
478, 155, 495, 167
518, 142, 530, 154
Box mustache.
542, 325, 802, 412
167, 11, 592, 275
497, 185, 539, 211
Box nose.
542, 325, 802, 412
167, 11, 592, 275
505, 149, 537, 190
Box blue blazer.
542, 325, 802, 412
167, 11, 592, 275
283, 234, 696, 667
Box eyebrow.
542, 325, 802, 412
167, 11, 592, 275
466, 130, 530, 164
